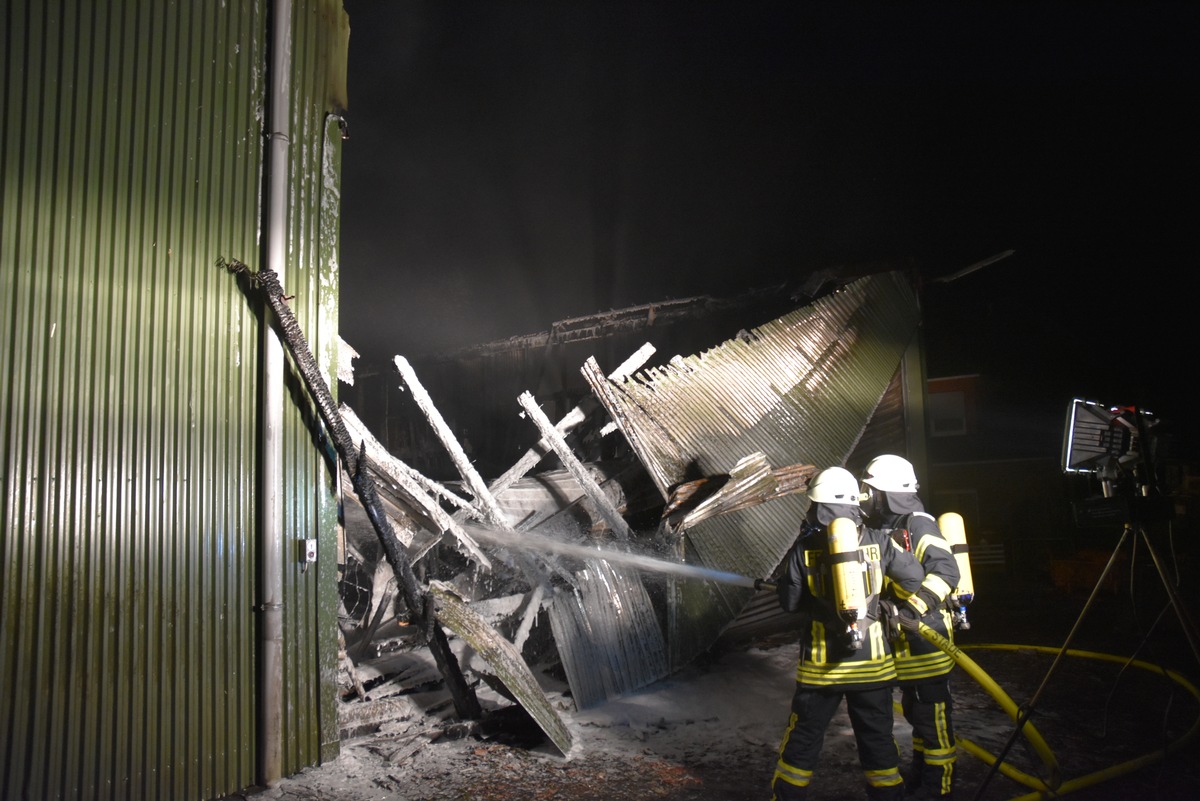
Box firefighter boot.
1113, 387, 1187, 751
909, 789, 954, 801
865, 782, 905, 801
768, 776, 806, 801
905, 754, 925, 793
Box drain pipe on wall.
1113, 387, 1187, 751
259, 0, 292, 787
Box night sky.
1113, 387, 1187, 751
337, 2, 1199, 455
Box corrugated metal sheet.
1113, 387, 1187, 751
716, 370, 915, 647
547, 559, 670, 709
0, 2, 345, 799
851, 371, 911, 474
592, 272, 923, 669
279, 0, 347, 776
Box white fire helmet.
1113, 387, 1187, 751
807, 466, 862, 505
861, 454, 919, 493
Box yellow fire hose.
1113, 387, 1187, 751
908, 622, 1200, 800
910, 622, 1060, 793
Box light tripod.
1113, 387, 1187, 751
974, 489, 1200, 796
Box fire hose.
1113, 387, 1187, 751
901, 618, 1062, 793
902, 616, 1200, 800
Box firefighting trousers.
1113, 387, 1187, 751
900, 679, 957, 797
770, 685, 904, 801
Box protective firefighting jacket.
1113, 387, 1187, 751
877, 500, 960, 684
776, 513, 924, 691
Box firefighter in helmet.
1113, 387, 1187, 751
860, 454, 961, 800
770, 467, 925, 801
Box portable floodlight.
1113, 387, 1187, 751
1062, 398, 1173, 526
1061, 399, 1147, 475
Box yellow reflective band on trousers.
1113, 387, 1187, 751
864, 765, 904, 788
913, 700, 957, 795
773, 760, 812, 788
772, 711, 813, 791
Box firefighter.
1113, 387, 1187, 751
860, 454, 961, 800
770, 467, 925, 801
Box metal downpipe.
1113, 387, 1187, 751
259, 0, 292, 787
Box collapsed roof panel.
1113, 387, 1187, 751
587, 271, 922, 669
598, 272, 921, 494
334, 271, 923, 739
546, 559, 670, 710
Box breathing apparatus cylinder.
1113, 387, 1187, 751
938, 512, 974, 630
828, 516, 867, 648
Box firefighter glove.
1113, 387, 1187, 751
895, 603, 920, 633
880, 599, 917, 637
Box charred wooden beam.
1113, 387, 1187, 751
218, 257, 482, 720
486, 343, 656, 497
517, 391, 635, 541
341, 405, 489, 567
429, 582, 573, 756
395, 355, 510, 527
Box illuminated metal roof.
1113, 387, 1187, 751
336, 270, 923, 719
588, 271, 922, 669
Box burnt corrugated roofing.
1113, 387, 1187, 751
590, 271, 922, 670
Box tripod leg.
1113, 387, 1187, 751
975, 525, 1132, 800
1138, 526, 1200, 668
1030, 525, 1132, 701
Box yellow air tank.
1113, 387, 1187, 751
938, 512, 975, 630
828, 516, 866, 647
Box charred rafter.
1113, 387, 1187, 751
218, 256, 482, 720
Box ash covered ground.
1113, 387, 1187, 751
235, 576, 1200, 801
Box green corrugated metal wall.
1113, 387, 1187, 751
0, 1, 347, 799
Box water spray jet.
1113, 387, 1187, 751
465, 524, 770, 590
